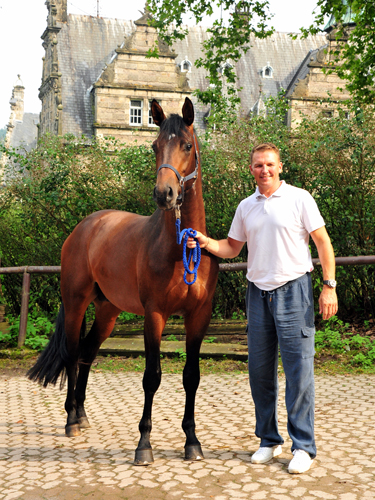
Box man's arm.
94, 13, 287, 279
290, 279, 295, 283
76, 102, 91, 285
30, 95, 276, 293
310, 226, 338, 320
187, 231, 245, 259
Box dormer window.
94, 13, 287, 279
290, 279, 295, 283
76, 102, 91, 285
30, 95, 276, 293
219, 61, 233, 75
262, 63, 273, 79
180, 56, 192, 73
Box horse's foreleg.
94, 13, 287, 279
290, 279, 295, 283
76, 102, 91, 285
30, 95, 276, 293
75, 301, 121, 429
134, 311, 165, 466
182, 307, 212, 461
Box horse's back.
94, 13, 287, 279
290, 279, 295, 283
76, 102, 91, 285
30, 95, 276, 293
61, 209, 149, 314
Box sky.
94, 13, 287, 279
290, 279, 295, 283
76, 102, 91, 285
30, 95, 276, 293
0, 0, 325, 129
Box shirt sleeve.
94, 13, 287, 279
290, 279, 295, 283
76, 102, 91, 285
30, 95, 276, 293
300, 191, 325, 234
228, 202, 248, 242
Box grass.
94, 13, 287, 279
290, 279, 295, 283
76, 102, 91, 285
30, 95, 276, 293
0, 348, 374, 378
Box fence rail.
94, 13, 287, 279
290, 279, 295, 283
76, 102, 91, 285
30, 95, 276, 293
1, 255, 375, 347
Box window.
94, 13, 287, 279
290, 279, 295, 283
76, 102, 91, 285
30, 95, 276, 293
148, 100, 160, 126
130, 100, 143, 126
261, 63, 273, 79
219, 61, 233, 75
321, 110, 333, 119
180, 56, 192, 73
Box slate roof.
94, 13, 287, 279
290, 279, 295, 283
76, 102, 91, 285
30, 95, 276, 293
56, 15, 326, 135
57, 15, 134, 137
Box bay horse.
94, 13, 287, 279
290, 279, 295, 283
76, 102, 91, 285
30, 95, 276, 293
27, 97, 219, 465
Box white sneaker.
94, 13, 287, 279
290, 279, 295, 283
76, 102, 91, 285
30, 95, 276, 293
288, 449, 313, 474
251, 445, 282, 464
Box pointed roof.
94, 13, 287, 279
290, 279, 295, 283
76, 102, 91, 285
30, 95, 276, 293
324, 0, 356, 32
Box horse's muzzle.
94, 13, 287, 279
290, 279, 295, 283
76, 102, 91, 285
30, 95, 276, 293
153, 184, 178, 210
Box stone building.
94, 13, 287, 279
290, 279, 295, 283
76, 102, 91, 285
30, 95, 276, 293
286, 7, 356, 126
0, 76, 39, 185
38, 0, 329, 144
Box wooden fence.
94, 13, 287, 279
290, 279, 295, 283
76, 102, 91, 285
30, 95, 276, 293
0, 256, 375, 347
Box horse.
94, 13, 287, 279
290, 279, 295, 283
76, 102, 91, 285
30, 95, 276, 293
27, 97, 219, 465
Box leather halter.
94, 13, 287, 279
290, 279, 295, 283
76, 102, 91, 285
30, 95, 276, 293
156, 134, 199, 208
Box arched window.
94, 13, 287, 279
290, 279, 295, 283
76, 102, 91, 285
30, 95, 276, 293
261, 63, 273, 79
180, 56, 192, 73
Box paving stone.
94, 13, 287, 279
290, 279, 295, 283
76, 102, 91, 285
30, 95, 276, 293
0, 373, 374, 499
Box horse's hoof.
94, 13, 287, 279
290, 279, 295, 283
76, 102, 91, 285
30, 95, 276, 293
65, 424, 81, 437
134, 448, 154, 466
185, 444, 204, 461
77, 417, 91, 429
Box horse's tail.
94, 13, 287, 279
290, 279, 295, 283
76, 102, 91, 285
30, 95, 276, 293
27, 303, 86, 389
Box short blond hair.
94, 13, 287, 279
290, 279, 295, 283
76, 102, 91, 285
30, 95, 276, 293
251, 143, 280, 163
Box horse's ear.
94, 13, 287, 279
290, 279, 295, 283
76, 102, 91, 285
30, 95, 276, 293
182, 97, 194, 127
151, 100, 166, 127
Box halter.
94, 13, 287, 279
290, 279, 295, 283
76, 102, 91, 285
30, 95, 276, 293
156, 133, 200, 219
156, 133, 202, 285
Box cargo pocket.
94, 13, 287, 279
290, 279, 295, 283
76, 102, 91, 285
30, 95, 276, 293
301, 326, 316, 359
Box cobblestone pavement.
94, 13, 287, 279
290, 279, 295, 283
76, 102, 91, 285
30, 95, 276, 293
0, 372, 374, 500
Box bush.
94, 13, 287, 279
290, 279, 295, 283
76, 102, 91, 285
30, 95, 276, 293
1, 101, 375, 321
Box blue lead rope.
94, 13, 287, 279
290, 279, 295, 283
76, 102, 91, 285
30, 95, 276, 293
175, 218, 201, 285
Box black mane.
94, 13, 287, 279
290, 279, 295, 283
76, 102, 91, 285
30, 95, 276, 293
160, 114, 189, 138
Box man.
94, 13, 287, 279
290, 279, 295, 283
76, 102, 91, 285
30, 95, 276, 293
188, 143, 338, 473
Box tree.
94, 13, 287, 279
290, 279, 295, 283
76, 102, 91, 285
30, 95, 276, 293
148, 1, 274, 113
148, 0, 375, 105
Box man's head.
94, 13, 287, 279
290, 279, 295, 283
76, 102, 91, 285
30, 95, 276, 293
250, 143, 283, 197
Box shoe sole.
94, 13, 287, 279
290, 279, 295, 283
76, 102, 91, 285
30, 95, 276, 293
251, 445, 282, 464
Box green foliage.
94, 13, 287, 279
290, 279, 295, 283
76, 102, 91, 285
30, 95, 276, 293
0, 308, 53, 351
118, 311, 141, 323
148, 0, 274, 111
174, 347, 187, 360
0, 134, 155, 315
203, 336, 216, 343
315, 316, 375, 367
166, 334, 179, 341
1, 98, 375, 323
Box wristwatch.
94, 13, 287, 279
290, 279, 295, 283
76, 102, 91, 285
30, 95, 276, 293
323, 280, 337, 288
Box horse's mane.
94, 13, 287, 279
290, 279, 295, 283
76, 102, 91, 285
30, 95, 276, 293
160, 114, 189, 138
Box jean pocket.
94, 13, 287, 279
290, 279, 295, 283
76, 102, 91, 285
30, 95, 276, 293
301, 326, 315, 337
301, 326, 316, 358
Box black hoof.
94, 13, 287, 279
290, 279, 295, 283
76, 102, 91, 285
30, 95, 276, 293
185, 444, 204, 461
134, 448, 154, 466
77, 416, 91, 429
65, 423, 81, 437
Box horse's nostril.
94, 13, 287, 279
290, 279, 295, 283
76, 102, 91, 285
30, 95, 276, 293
166, 186, 173, 202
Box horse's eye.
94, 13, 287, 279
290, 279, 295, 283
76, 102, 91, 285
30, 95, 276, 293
185, 143, 192, 151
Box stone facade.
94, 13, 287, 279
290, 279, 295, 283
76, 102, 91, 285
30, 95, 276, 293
38, 1, 329, 144
286, 25, 354, 127
92, 11, 191, 143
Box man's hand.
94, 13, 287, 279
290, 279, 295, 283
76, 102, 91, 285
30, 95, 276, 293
319, 287, 338, 320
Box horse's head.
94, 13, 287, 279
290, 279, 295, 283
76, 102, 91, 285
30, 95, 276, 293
152, 97, 199, 212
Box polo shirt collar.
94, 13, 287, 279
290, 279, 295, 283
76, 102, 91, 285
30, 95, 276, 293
255, 180, 286, 200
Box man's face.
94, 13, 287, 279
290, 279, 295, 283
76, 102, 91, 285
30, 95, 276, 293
250, 150, 282, 196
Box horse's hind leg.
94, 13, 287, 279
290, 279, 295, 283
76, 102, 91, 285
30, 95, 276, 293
182, 306, 212, 461
74, 300, 121, 430
134, 310, 165, 466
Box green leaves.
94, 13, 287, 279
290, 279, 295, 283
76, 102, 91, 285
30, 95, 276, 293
148, 0, 274, 110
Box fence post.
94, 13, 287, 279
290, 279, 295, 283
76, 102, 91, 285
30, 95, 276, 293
18, 270, 31, 347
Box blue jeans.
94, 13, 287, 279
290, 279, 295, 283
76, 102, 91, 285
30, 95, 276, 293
246, 273, 316, 458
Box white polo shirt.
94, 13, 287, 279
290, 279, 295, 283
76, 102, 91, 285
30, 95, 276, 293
228, 181, 325, 291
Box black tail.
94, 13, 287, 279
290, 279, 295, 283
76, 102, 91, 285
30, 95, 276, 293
27, 303, 86, 388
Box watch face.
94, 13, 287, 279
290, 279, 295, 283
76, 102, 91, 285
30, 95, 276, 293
324, 280, 337, 288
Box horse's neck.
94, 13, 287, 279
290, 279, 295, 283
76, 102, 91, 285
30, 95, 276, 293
180, 180, 206, 233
